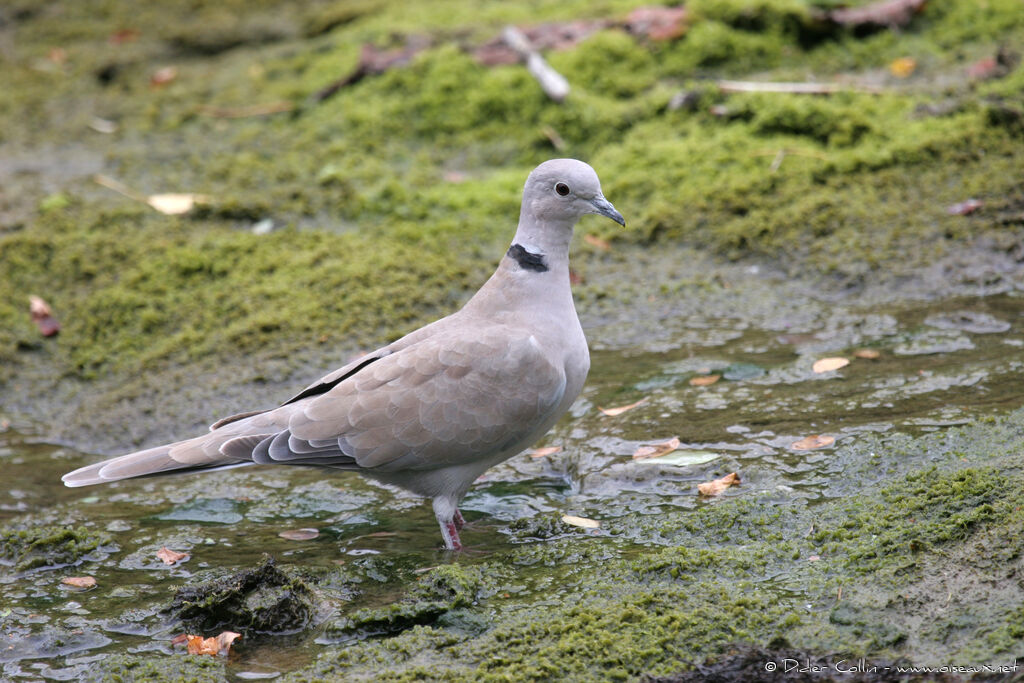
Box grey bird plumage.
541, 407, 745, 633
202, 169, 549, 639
62, 159, 625, 550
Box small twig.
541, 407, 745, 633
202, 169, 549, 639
751, 148, 830, 172
716, 79, 884, 95
197, 102, 294, 118
541, 125, 566, 151
93, 174, 146, 202
502, 25, 570, 102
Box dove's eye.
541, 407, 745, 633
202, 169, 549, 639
554, 182, 570, 196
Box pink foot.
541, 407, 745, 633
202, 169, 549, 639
441, 520, 463, 551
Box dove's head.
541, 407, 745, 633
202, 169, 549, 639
521, 159, 625, 228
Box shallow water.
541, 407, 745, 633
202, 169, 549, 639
2, 291, 1023, 679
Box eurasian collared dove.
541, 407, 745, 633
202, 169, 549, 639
62, 159, 624, 550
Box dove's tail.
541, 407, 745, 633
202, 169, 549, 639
61, 424, 264, 487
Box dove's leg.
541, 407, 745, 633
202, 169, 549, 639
433, 496, 463, 551
454, 509, 466, 530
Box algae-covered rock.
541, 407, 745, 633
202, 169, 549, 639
0, 526, 110, 573
503, 512, 590, 542
79, 653, 225, 683
322, 563, 484, 641
169, 555, 314, 634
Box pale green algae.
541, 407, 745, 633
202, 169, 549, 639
274, 410, 1024, 680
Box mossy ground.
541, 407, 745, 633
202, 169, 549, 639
3, 0, 1024, 680
2, 0, 1023, 448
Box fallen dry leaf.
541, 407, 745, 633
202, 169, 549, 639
278, 528, 319, 541
62, 576, 96, 589
529, 446, 562, 458
561, 515, 600, 529
583, 234, 611, 251
150, 65, 178, 87
625, 6, 688, 41
186, 631, 241, 657
147, 193, 208, 215
824, 0, 927, 29
633, 437, 681, 460
689, 374, 721, 387
698, 472, 740, 496
170, 633, 189, 646
156, 547, 189, 565
947, 198, 983, 215
47, 48, 67, 65
812, 357, 850, 373
109, 28, 140, 45
967, 56, 999, 80
792, 434, 836, 450
854, 348, 881, 360
29, 295, 61, 337
889, 57, 917, 78
598, 398, 648, 417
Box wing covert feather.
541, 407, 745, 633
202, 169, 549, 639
287, 331, 566, 470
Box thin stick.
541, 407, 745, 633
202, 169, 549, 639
197, 102, 294, 118
502, 26, 570, 102
93, 174, 146, 202
717, 79, 885, 95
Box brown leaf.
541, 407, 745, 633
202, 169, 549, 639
812, 357, 849, 373
156, 547, 189, 565
186, 631, 241, 656
561, 515, 600, 529
29, 295, 60, 337
633, 437, 681, 460
529, 446, 562, 458
625, 6, 688, 41
62, 576, 96, 589
278, 528, 319, 541
689, 374, 720, 387
825, 0, 927, 29
888, 57, 916, 78
698, 472, 740, 496
853, 348, 881, 360
170, 633, 189, 646
47, 48, 68, 65
109, 29, 140, 45
792, 434, 836, 451
150, 65, 178, 87
583, 234, 611, 251
967, 56, 999, 81
598, 398, 648, 417
947, 198, 983, 215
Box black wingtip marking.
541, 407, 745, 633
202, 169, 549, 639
507, 243, 548, 272
283, 354, 381, 405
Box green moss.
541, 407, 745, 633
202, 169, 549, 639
0, 526, 110, 573
812, 468, 1003, 572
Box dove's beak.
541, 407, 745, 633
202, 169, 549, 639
589, 195, 625, 227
